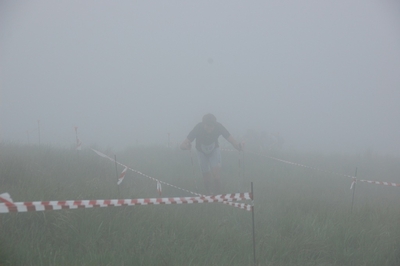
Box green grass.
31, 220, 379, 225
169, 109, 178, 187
1, 143, 400, 265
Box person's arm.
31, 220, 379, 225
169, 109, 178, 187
181, 123, 199, 150
227, 135, 242, 151
180, 138, 192, 150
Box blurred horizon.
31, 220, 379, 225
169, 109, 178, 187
1, 1, 399, 156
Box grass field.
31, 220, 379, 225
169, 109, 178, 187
1, 143, 400, 265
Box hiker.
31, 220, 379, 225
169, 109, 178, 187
180, 113, 242, 194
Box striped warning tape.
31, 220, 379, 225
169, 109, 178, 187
223, 149, 354, 178
0, 193, 13, 204
0, 193, 252, 213
74, 127, 82, 151
355, 179, 400, 188
247, 151, 355, 179
92, 149, 252, 210
222, 149, 400, 189
255, 152, 400, 188
93, 149, 200, 195
359, 179, 400, 187
350, 178, 356, 190
117, 166, 127, 185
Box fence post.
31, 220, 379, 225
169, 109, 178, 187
351, 167, 357, 214
37, 120, 41, 146
237, 150, 241, 191
251, 182, 256, 266
242, 148, 246, 184
115, 155, 120, 195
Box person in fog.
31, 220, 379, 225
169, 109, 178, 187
180, 113, 242, 194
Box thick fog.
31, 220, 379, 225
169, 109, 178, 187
1, 1, 399, 155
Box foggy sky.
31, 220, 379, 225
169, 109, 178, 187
1, 1, 399, 155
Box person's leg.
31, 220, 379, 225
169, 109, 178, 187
202, 171, 213, 194
209, 148, 222, 194
197, 151, 212, 194
211, 166, 221, 193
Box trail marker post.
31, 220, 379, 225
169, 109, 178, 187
37, 120, 41, 146
114, 155, 120, 194
237, 150, 242, 191
74, 127, 81, 154
242, 142, 246, 184
251, 182, 256, 266
351, 167, 357, 214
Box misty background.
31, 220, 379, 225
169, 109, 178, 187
1, 1, 399, 155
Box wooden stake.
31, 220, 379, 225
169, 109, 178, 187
351, 167, 357, 214
242, 143, 246, 184
37, 120, 41, 146
237, 151, 242, 191
115, 155, 120, 195
251, 182, 256, 266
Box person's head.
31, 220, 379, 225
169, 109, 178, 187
202, 113, 217, 133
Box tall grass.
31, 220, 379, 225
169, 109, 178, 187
1, 143, 400, 265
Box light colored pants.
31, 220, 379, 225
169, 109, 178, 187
196, 147, 221, 173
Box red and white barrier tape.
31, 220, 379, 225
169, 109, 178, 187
74, 127, 82, 151
224, 148, 348, 176
247, 151, 355, 179
0, 193, 252, 213
256, 152, 400, 189
350, 178, 356, 190
223, 149, 400, 190
117, 167, 128, 185
92, 149, 252, 210
0, 193, 13, 204
76, 139, 82, 151
350, 178, 400, 189
92, 149, 203, 195
359, 179, 400, 187
157, 181, 162, 196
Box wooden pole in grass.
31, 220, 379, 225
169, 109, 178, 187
243, 151, 246, 185
251, 182, 256, 266
351, 167, 357, 214
114, 155, 120, 194
237, 150, 242, 191
37, 120, 41, 146
242, 142, 246, 184
74, 127, 79, 155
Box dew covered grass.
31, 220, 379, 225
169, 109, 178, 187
1, 143, 400, 265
